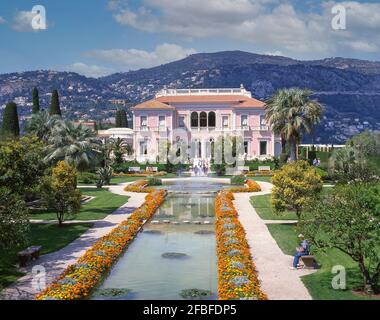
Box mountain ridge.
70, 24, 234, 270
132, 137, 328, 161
1, 51, 379, 143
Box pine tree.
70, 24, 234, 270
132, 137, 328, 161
1, 102, 20, 136
49, 90, 62, 116
32, 87, 40, 114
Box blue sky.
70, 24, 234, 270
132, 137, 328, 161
0, 0, 379, 77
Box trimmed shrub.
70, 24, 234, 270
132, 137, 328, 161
77, 172, 98, 184
230, 175, 246, 185
147, 177, 162, 186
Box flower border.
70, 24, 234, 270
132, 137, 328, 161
228, 179, 262, 193
36, 187, 167, 300
215, 190, 267, 300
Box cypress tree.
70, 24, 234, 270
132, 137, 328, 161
120, 109, 128, 127
32, 87, 40, 114
115, 110, 122, 127
1, 102, 20, 136
115, 109, 128, 128
49, 90, 62, 116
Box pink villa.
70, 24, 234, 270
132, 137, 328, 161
131, 86, 281, 162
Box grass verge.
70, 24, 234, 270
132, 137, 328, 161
0, 223, 91, 289
30, 188, 129, 221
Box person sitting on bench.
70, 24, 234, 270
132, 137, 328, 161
290, 234, 310, 270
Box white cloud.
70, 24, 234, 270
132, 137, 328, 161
66, 62, 114, 78
346, 41, 378, 53
85, 43, 197, 70
12, 11, 35, 32
0, 16, 6, 24
109, 0, 380, 57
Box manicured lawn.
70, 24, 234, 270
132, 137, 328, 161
250, 194, 298, 220
250, 187, 333, 220
29, 188, 130, 221
267, 224, 380, 300
0, 223, 91, 289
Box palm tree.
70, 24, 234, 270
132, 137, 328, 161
45, 121, 101, 171
125, 143, 134, 156
24, 111, 61, 143
109, 137, 127, 164
265, 88, 323, 161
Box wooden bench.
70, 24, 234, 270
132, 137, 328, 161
299, 255, 317, 269
18, 246, 42, 267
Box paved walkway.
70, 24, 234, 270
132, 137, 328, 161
2, 183, 146, 300
233, 181, 314, 300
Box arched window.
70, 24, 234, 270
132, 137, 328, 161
208, 111, 216, 128
191, 112, 199, 128
200, 112, 207, 127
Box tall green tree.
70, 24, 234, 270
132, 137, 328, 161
265, 88, 323, 161
32, 87, 40, 114
271, 160, 323, 220
49, 90, 62, 116
0, 187, 30, 249
115, 109, 128, 127
300, 183, 380, 294
0, 135, 46, 196
41, 161, 82, 226
1, 102, 20, 137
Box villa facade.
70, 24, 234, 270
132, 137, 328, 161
131, 86, 281, 162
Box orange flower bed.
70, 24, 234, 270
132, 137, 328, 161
246, 170, 273, 177
215, 190, 267, 300
228, 179, 261, 193
123, 180, 156, 193
36, 189, 167, 300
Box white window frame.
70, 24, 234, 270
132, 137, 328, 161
244, 140, 249, 155
259, 140, 268, 156
159, 115, 166, 131
141, 115, 148, 131
140, 139, 148, 156
241, 114, 249, 130
179, 115, 186, 128
221, 115, 229, 130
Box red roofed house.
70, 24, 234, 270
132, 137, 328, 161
131, 86, 282, 162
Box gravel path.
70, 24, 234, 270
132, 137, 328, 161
233, 181, 314, 300
2, 183, 145, 300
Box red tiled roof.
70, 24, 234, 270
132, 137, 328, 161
132, 95, 265, 110
132, 99, 175, 110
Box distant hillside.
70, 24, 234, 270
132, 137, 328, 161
1, 51, 379, 143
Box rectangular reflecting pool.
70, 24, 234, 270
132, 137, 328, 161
92, 189, 219, 300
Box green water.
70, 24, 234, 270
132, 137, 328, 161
93, 182, 221, 300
